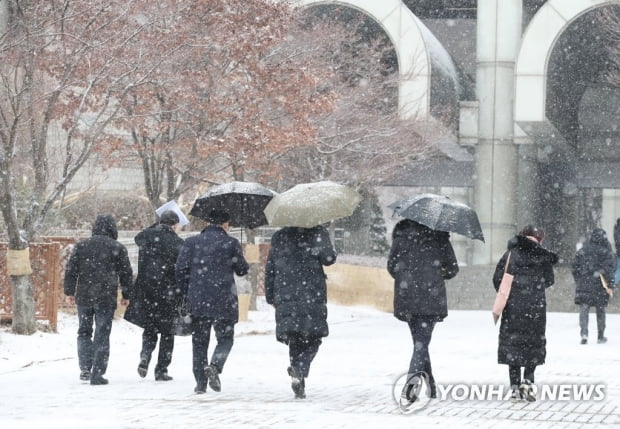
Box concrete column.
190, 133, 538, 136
473, 0, 522, 264
515, 143, 538, 225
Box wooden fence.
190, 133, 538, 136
0, 237, 270, 332
0, 238, 76, 332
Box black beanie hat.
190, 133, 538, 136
207, 209, 231, 224
159, 210, 180, 226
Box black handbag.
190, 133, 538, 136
124, 298, 145, 329
172, 299, 193, 336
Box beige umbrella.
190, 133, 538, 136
264, 181, 362, 228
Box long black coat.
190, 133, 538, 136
124, 223, 184, 331
572, 228, 616, 308
493, 235, 558, 367
614, 219, 620, 254
63, 214, 133, 309
175, 225, 249, 323
265, 226, 336, 344
387, 220, 459, 322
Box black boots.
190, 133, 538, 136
155, 371, 173, 381
137, 357, 149, 378
194, 366, 220, 394
139, 355, 172, 381
287, 366, 306, 399
205, 365, 221, 392
90, 376, 109, 385
401, 375, 423, 405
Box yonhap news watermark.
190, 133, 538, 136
392, 372, 607, 413
431, 383, 606, 401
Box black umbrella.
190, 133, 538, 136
190, 181, 276, 229
388, 193, 485, 242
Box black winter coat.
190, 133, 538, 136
265, 226, 336, 344
493, 235, 558, 367
175, 225, 249, 322
124, 223, 184, 331
63, 214, 133, 309
572, 228, 616, 308
387, 220, 459, 322
614, 219, 620, 254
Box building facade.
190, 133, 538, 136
297, 0, 620, 264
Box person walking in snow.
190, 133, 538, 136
265, 225, 336, 399
63, 214, 133, 385
493, 225, 558, 402
124, 210, 185, 381
387, 219, 459, 405
572, 228, 615, 345
175, 209, 249, 394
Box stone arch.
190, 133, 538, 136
295, 0, 431, 118
515, 0, 620, 125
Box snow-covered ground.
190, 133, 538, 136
1, 301, 619, 428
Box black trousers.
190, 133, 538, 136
288, 334, 322, 378
141, 325, 174, 374
191, 317, 235, 385
509, 365, 536, 386
579, 304, 606, 339
77, 305, 114, 378
407, 317, 437, 388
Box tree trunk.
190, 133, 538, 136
11, 275, 36, 335
248, 263, 259, 311
244, 228, 259, 311
5, 244, 37, 334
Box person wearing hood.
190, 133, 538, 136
572, 228, 616, 345
387, 219, 459, 405
175, 209, 249, 394
63, 214, 133, 385
265, 225, 337, 399
492, 225, 558, 402
124, 210, 185, 381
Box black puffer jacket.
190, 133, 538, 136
493, 235, 558, 367
265, 226, 336, 343
124, 223, 184, 330
387, 220, 459, 322
63, 214, 133, 309
572, 228, 616, 307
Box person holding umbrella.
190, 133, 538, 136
492, 225, 558, 402
175, 209, 249, 394
572, 228, 616, 345
262, 181, 359, 398
124, 209, 185, 381
265, 225, 337, 399
387, 219, 459, 405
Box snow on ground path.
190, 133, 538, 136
1, 304, 619, 428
